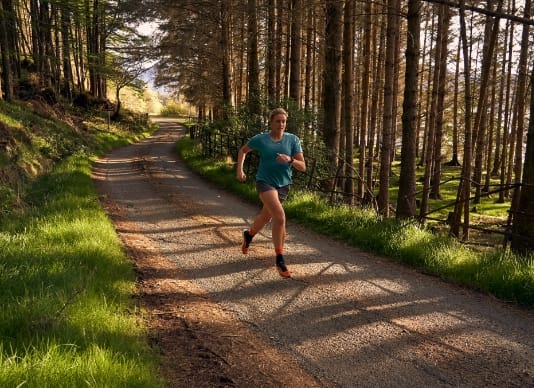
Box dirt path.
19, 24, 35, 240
92, 118, 534, 387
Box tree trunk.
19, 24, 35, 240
473, 0, 502, 203
358, 0, 372, 203
378, 0, 400, 217
221, 0, 233, 112
445, 39, 461, 167
283, 1, 290, 101
499, 13, 515, 203
323, 0, 343, 190
430, 4, 451, 200
450, 0, 473, 240
60, 4, 74, 99
51, 3, 61, 92
365, 12, 384, 206
304, 2, 313, 113
419, 5, 441, 217
274, 0, 283, 104
510, 62, 534, 255
86, 0, 97, 95
247, 0, 261, 116
417, 4, 430, 162
491, 20, 509, 178
509, 0, 531, 229
484, 47, 499, 193
235, 9, 246, 108
97, 0, 106, 98
289, 0, 302, 107
113, 86, 122, 119
266, 0, 276, 108
0, 0, 13, 101
342, 0, 354, 204
397, 0, 420, 219
419, 9, 436, 167
73, 18, 86, 93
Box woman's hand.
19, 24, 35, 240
276, 153, 292, 164
236, 170, 247, 182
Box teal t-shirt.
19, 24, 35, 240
247, 132, 303, 187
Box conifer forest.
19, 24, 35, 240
1, 0, 534, 253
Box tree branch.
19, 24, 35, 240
424, 0, 534, 26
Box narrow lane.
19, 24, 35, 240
94, 118, 534, 387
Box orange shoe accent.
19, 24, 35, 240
275, 254, 290, 278
276, 264, 291, 278
277, 266, 291, 278
241, 240, 249, 254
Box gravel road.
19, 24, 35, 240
94, 118, 534, 387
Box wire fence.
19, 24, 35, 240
188, 124, 526, 249
188, 123, 328, 191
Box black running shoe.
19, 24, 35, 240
242, 230, 253, 254
276, 254, 291, 278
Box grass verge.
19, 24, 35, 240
177, 136, 534, 306
0, 102, 163, 387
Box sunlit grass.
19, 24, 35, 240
0, 101, 162, 387
0, 152, 162, 387
177, 137, 534, 306
0, 341, 156, 387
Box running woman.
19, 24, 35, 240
236, 108, 306, 278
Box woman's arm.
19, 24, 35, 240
290, 152, 306, 173
236, 144, 252, 182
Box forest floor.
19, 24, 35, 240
92, 118, 534, 387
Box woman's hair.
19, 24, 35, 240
269, 107, 288, 122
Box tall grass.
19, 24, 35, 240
0, 151, 163, 387
177, 137, 534, 306
0, 103, 162, 387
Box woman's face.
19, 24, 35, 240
270, 114, 287, 132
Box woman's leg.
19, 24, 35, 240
258, 189, 286, 253
242, 195, 274, 254
250, 206, 273, 233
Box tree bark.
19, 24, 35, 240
323, 0, 343, 189
499, 11, 515, 203
365, 12, 384, 205
509, 0, 531, 231
450, 0, 473, 240
60, 4, 74, 99
429, 4, 451, 201
397, 0, 420, 219
304, 2, 314, 113
221, 0, 233, 112
266, 0, 277, 108
492, 20, 509, 178
378, 0, 400, 217
289, 0, 302, 107
342, 0, 355, 204
0, 0, 13, 101
445, 39, 461, 167
511, 62, 534, 255
247, 0, 261, 116
472, 0, 502, 203
358, 0, 372, 203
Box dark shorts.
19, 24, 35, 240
255, 181, 291, 203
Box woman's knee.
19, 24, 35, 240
271, 211, 286, 226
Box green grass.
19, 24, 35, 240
177, 136, 534, 306
0, 101, 163, 387
385, 161, 510, 224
